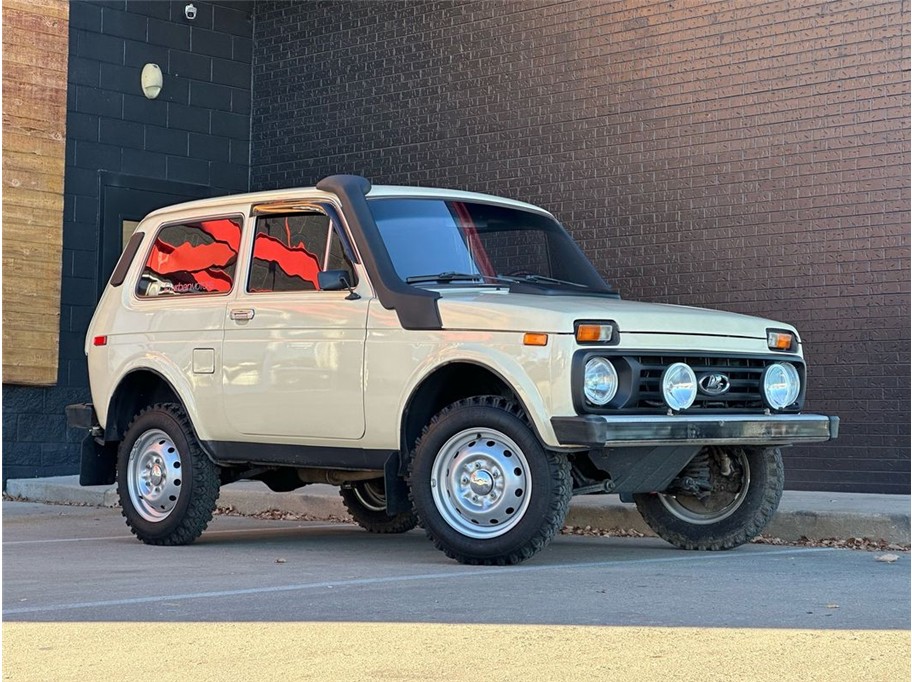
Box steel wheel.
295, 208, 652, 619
126, 428, 184, 522
657, 450, 750, 525
117, 403, 220, 545
410, 396, 572, 565
430, 427, 532, 539
352, 479, 387, 513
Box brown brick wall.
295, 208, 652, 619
252, 0, 911, 493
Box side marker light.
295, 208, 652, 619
523, 333, 548, 346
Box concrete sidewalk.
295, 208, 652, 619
5, 475, 910, 545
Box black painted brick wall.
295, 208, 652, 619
251, 1, 910, 493
2, 0, 253, 484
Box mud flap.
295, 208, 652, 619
384, 452, 411, 515
79, 435, 117, 486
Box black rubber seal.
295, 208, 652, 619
110, 231, 145, 287
316, 174, 442, 330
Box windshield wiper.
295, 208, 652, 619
498, 274, 589, 289
405, 272, 489, 284
405, 271, 592, 291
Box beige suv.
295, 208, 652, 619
67, 174, 838, 565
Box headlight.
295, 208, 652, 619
762, 362, 800, 409
662, 362, 697, 411
584, 357, 618, 405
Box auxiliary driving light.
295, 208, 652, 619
762, 362, 800, 410
662, 362, 697, 411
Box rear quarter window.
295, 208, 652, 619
137, 216, 242, 297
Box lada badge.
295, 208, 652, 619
698, 373, 731, 396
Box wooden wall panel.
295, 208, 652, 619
2, 0, 69, 385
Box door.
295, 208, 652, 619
221, 207, 369, 441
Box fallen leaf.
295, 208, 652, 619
875, 554, 900, 563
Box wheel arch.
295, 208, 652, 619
104, 368, 180, 441
398, 360, 546, 471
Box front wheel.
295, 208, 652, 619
409, 396, 571, 565
340, 479, 418, 534
633, 446, 784, 550
117, 403, 220, 545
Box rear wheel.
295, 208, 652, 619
340, 479, 418, 533
409, 396, 571, 565
633, 446, 783, 550
117, 403, 220, 545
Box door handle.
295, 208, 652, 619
230, 308, 255, 321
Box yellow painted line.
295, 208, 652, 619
3, 623, 909, 681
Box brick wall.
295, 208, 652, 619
3, 0, 253, 483
251, 1, 910, 493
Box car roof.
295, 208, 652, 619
145, 184, 552, 220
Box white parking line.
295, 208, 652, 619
1, 524, 348, 546
3, 546, 832, 616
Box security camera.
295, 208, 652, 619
184, 3, 197, 20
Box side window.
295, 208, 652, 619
137, 217, 241, 297
248, 212, 355, 292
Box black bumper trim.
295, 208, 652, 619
551, 414, 839, 447
66, 403, 99, 431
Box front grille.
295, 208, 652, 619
574, 351, 806, 414
634, 354, 771, 411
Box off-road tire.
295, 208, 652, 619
117, 402, 220, 545
408, 396, 571, 565
633, 446, 784, 550
340, 480, 418, 534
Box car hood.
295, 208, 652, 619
435, 290, 795, 339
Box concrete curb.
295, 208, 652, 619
5, 476, 909, 545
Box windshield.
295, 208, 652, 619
368, 198, 612, 292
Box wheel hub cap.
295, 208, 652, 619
468, 470, 494, 495
431, 428, 532, 539
149, 463, 164, 486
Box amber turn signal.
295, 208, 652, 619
575, 323, 614, 343
523, 332, 548, 346
767, 331, 794, 351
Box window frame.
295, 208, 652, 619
245, 204, 357, 295
133, 212, 245, 301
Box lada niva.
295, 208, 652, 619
67, 174, 838, 565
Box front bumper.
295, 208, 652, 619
551, 413, 839, 447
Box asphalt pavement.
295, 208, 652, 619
5, 500, 910, 681
3, 501, 909, 628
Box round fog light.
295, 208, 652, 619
584, 357, 618, 405
662, 362, 697, 411
763, 362, 800, 410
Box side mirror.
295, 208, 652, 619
318, 270, 349, 291
318, 270, 360, 299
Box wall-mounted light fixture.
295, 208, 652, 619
141, 63, 163, 99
